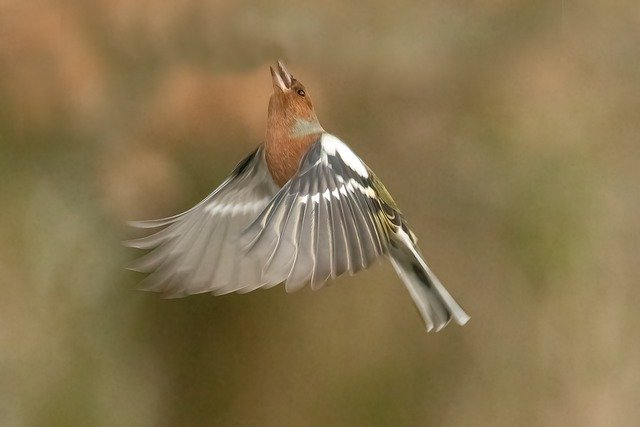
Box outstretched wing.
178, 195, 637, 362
240, 133, 400, 292
126, 146, 280, 297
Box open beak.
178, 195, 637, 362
270, 60, 293, 92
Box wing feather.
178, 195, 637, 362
127, 146, 279, 296
130, 135, 401, 296
242, 134, 394, 291
325, 171, 350, 277
310, 171, 332, 289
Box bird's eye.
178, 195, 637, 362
297, 89, 305, 96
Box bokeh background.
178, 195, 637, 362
1, 1, 639, 426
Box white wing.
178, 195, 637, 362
126, 146, 279, 297
240, 134, 393, 293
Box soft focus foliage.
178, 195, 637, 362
1, 1, 639, 426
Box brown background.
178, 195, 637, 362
1, 1, 639, 426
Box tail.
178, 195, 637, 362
389, 229, 470, 332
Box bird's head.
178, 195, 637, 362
268, 60, 321, 135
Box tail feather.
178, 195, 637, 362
389, 229, 470, 332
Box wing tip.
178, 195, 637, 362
122, 238, 148, 249
127, 220, 162, 229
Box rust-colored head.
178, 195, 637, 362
268, 60, 319, 126
265, 61, 324, 186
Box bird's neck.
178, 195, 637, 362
265, 115, 323, 186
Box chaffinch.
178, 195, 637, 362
127, 61, 469, 332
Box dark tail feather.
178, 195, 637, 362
389, 230, 470, 332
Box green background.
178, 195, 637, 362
1, 1, 639, 426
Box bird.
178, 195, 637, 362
126, 60, 469, 332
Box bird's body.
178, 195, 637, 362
127, 61, 469, 331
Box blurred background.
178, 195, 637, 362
1, 1, 639, 426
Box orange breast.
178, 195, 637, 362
264, 133, 320, 187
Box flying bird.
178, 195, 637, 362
127, 61, 469, 332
